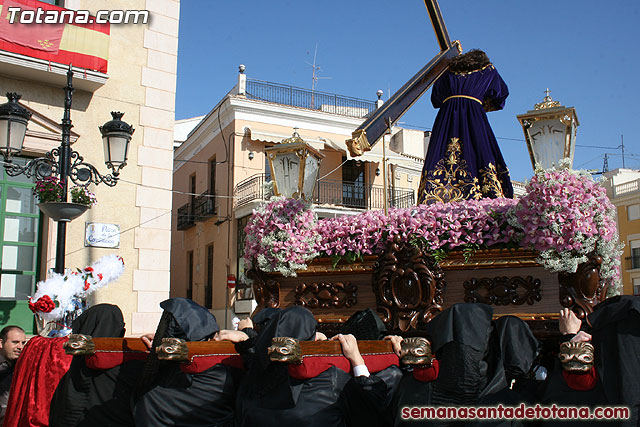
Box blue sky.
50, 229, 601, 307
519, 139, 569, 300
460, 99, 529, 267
176, 1, 640, 182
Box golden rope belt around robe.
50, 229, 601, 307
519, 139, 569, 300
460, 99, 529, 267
443, 94, 482, 105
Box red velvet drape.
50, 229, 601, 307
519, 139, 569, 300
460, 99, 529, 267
3, 336, 71, 427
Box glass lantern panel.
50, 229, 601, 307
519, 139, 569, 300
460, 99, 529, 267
302, 155, 319, 200
0, 118, 7, 150
271, 152, 300, 198
9, 120, 27, 151
528, 120, 567, 170
103, 133, 129, 165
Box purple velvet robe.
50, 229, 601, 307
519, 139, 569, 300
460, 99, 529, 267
417, 64, 513, 204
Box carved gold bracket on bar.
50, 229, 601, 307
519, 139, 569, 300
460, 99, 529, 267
400, 337, 434, 366
64, 334, 96, 355
63, 336, 239, 362
559, 341, 594, 372
63, 335, 149, 356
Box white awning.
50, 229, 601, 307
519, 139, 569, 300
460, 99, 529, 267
244, 127, 422, 170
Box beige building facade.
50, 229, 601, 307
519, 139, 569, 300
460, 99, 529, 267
171, 69, 425, 326
0, 0, 179, 333
602, 168, 640, 295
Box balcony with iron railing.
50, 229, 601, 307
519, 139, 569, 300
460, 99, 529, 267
233, 174, 415, 211
176, 191, 217, 230
176, 203, 195, 230
245, 79, 376, 119
193, 191, 217, 219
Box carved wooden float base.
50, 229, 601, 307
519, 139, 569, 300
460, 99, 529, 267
249, 241, 607, 337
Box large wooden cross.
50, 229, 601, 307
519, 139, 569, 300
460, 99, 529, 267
346, 0, 461, 156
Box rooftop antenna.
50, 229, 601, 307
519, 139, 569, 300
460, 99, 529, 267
618, 134, 626, 168
306, 43, 331, 108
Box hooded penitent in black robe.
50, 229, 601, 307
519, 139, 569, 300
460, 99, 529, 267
392, 303, 506, 427
50, 304, 140, 427
489, 315, 541, 404
588, 295, 640, 426
239, 306, 396, 427
134, 298, 242, 427
236, 306, 349, 426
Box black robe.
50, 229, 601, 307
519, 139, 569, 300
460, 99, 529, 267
133, 297, 242, 427
588, 295, 640, 426
392, 303, 507, 427
49, 303, 140, 427
237, 306, 400, 427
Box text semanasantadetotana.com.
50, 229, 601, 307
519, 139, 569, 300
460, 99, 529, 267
401, 404, 630, 420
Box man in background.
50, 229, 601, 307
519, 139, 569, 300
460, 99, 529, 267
0, 326, 26, 422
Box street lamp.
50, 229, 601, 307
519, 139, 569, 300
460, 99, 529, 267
0, 66, 134, 273
265, 129, 324, 201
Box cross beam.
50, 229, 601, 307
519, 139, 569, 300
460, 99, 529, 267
346, 0, 460, 156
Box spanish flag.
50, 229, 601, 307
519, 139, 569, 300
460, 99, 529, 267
0, 0, 109, 73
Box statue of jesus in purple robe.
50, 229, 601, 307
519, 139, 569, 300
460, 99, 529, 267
417, 49, 513, 204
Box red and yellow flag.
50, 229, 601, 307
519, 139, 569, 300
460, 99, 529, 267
0, 0, 110, 73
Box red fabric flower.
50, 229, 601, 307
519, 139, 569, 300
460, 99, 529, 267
28, 295, 56, 313
83, 280, 90, 291
84, 267, 94, 272
97, 273, 103, 281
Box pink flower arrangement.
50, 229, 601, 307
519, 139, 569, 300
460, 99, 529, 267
244, 197, 320, 276
507, 161, 622, 292
244, 162, 622, 293
315, 198, 518, 260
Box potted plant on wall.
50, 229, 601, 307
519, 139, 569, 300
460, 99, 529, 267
33, 177, 97, 222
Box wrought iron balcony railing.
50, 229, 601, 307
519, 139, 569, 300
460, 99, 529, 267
246, 79, 376, 119
177, 191, 218, 230
193, 191, 216, 219
177, 202, 195, 230
233, 174, 415, 211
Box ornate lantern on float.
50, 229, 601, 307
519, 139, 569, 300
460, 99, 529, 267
265, 129, 325, 200
517, 89, 579, 170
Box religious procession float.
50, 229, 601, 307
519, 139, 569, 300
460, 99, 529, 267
6, 1, 632, 425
